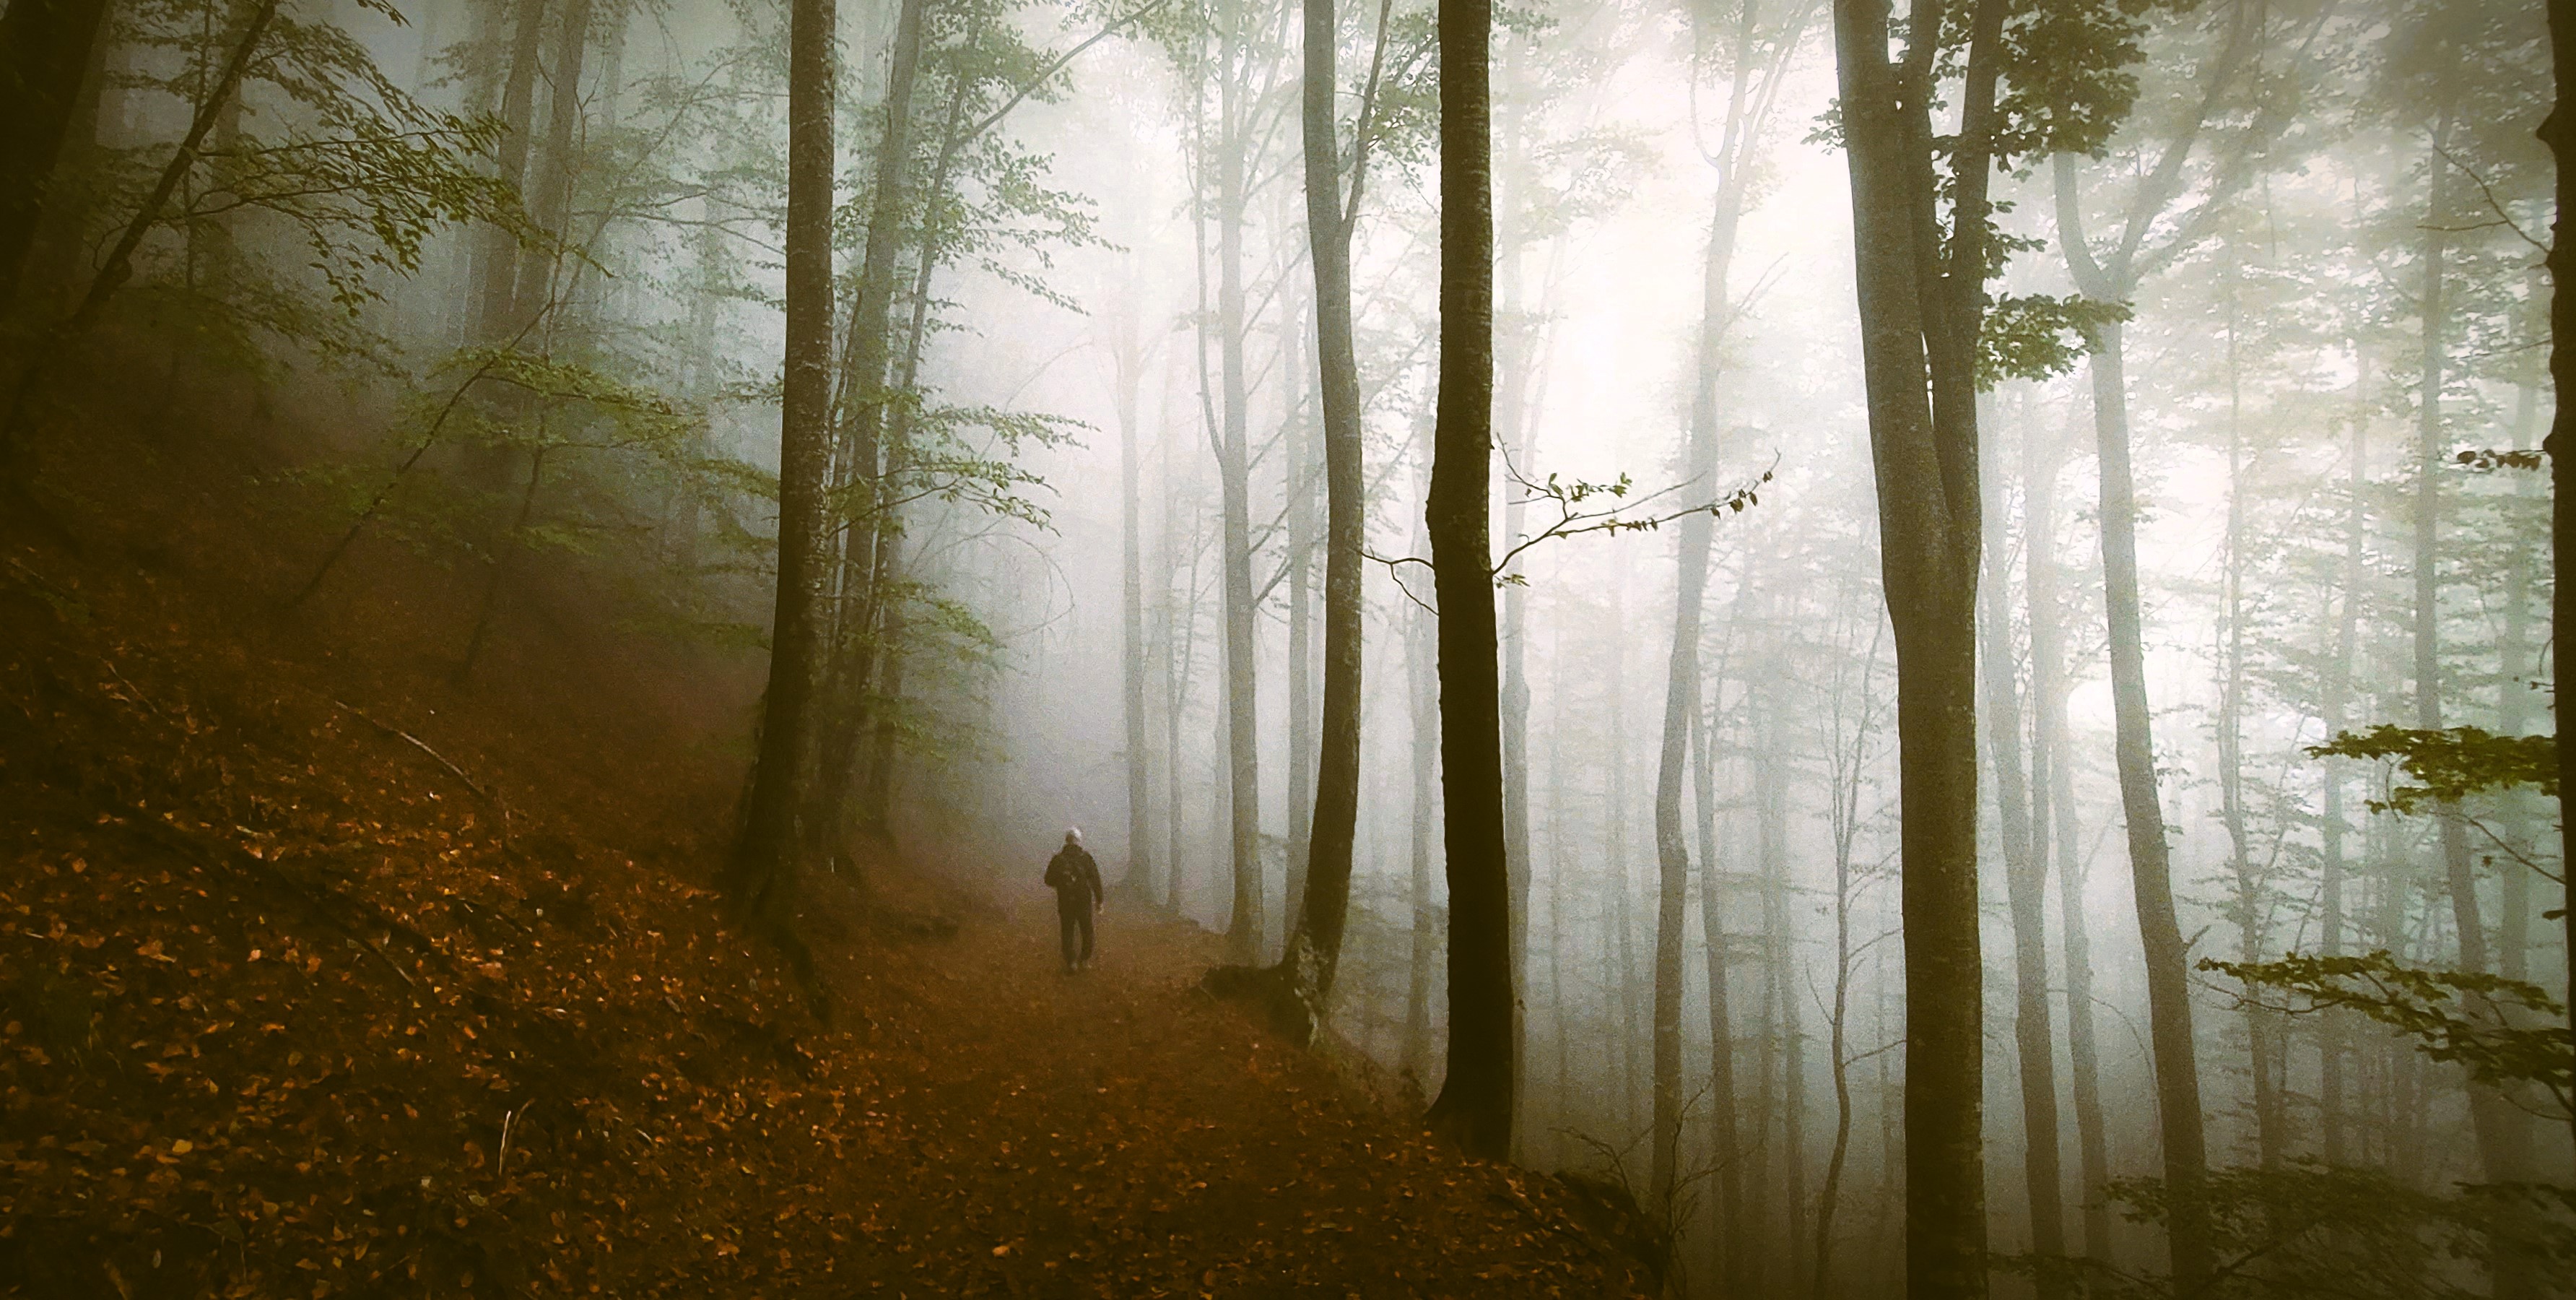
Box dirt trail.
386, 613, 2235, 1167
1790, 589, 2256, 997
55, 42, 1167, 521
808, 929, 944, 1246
815, 898, 1653, 1296
0, 412, 1653, 1298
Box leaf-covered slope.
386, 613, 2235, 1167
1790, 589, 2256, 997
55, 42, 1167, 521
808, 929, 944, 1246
1, 532, 856, 1296
0, 523, 1649, 1299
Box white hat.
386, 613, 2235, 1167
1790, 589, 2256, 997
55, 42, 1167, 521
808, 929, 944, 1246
1065, 827, 1082, 844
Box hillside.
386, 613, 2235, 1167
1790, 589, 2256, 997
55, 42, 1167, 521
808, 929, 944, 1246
0, 411, 1655, 1297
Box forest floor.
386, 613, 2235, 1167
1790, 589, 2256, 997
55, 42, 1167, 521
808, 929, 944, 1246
0, 391, 1655, 1297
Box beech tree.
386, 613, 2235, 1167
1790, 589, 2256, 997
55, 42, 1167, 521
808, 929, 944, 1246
1825, 0, 2149, 1291
1648, 0, 1814, 1222
726, 0, 836, 953
0, 0, 114, 306
1422, 0, 1511, 1161
2049, 4, 2314, 1276
1208, 0, 1388, 1037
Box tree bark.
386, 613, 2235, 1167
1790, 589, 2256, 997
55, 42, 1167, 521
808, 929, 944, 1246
2411, 131, 2538, 1290
728, 0, 834, 956
1240, 0, 1368, 1043
1814, 604, 1882, 1300
2495, 269, 2544, 989
854, 87, 967, 839
2040, 15, 2286, 1267
2540, 0, 2576, 1160
0, 0, 279, 487
1828, 0, 1996, 1291
1214, 14, 1264, 961
1404, 571, 1438, 1083
1422, 0, 1511, 1160
475, 0, 549, 342
1287, 312, 1315, 922
2318, 354, 2366, 1167
1611, 568, 1642, 1140
2086, 313, 2215, 1290
1776, 748, 1809, 1294
1118, 323, 1153, 903
1697, 650, 1744, 1296
1979, 402, 2066, 1273
809, 0, 928, 849
512, 0, 593, 324
1162, 408, 1193, 914
2024, 415, 2110, 1262
1650, 47, 1750, 1208
2216, 279, 2285, 1174
2054, 138, 2215, 1278
0, 0, 113, 308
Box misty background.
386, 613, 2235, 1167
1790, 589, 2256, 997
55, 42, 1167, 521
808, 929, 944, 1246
0, 0, 2563, 1293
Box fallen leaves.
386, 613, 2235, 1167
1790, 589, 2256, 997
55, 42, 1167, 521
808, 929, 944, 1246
0, 530, 1653, 1300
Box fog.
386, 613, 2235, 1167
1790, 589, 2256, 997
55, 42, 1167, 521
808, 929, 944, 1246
3, 0, 2565, 1291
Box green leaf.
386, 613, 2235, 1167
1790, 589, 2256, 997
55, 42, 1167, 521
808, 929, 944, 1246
2306, 724, 2556, 814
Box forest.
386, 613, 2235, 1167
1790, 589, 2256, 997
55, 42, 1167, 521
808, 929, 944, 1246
0, 0, 2571, 1294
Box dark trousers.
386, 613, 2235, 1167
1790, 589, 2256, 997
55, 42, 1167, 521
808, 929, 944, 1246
1058, 901, 1095, 967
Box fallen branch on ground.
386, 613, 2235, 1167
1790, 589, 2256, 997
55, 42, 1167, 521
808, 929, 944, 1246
332, 698, 513, 846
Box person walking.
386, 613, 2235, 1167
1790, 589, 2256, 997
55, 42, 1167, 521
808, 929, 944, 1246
1043, 828, 1103, 973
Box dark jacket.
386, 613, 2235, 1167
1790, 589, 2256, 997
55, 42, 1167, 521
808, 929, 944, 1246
1043, 844, 1102, 910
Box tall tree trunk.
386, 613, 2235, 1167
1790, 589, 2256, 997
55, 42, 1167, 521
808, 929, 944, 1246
2318, 353, 2367, 1167
1260, 0, 1369, 1041
512, 0, 593, 324
1404, 576, 1438, 1083
1118, 324, 1154, 903
1980, 404, 2066, 1274
457, 443, 548, 676
1214, 20, 1264, 961
1492, 51, 1540, 1153
1548, 690, 1573, 1153
2411, 131, 2538, 1292
2042, 15, 2286, 1268
1422, 0, 1511, 1159
1814, 612, 1882, 1300
1697, 659, 1744, 1297
1780, 834, 1810, 1295
2027, 417, 2111, 1262
2057, 146, 2213, 1270
1828, 0, 1997, 1291
2217, 277, 2285, 1173
2494, 269, 2544, 989
1645, 441, 1712, 1213
12, 0, 111, 316
728, 0, 834, 961
1650, 92, 1745, 1213
810, 0, 930, 848
0, 0, 113, 308
2085, 315, 2214, 1290
1162, 424, 1193, 915
2034, 4, 2299, 1243
855, 102, 966, 840
1609, 568, 1642, 1139
475, 0, 549, 341
1752, 675, 1812, 1285
1814, 804, 1859, 1300
2538, 0, 2576, 1160
1287, 313, 1315, 923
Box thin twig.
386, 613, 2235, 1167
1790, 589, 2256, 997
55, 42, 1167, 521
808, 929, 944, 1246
960, 0, 1177, 144
2432, 141, 2547, 254
497, 1101, 534, 1183
331, 699, 513, 846
1359, 547, 1436, 613
287, 325, 540, 607
101, 659, 172, 724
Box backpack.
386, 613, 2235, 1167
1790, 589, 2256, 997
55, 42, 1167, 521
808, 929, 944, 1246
1045, 846, 1095, 899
